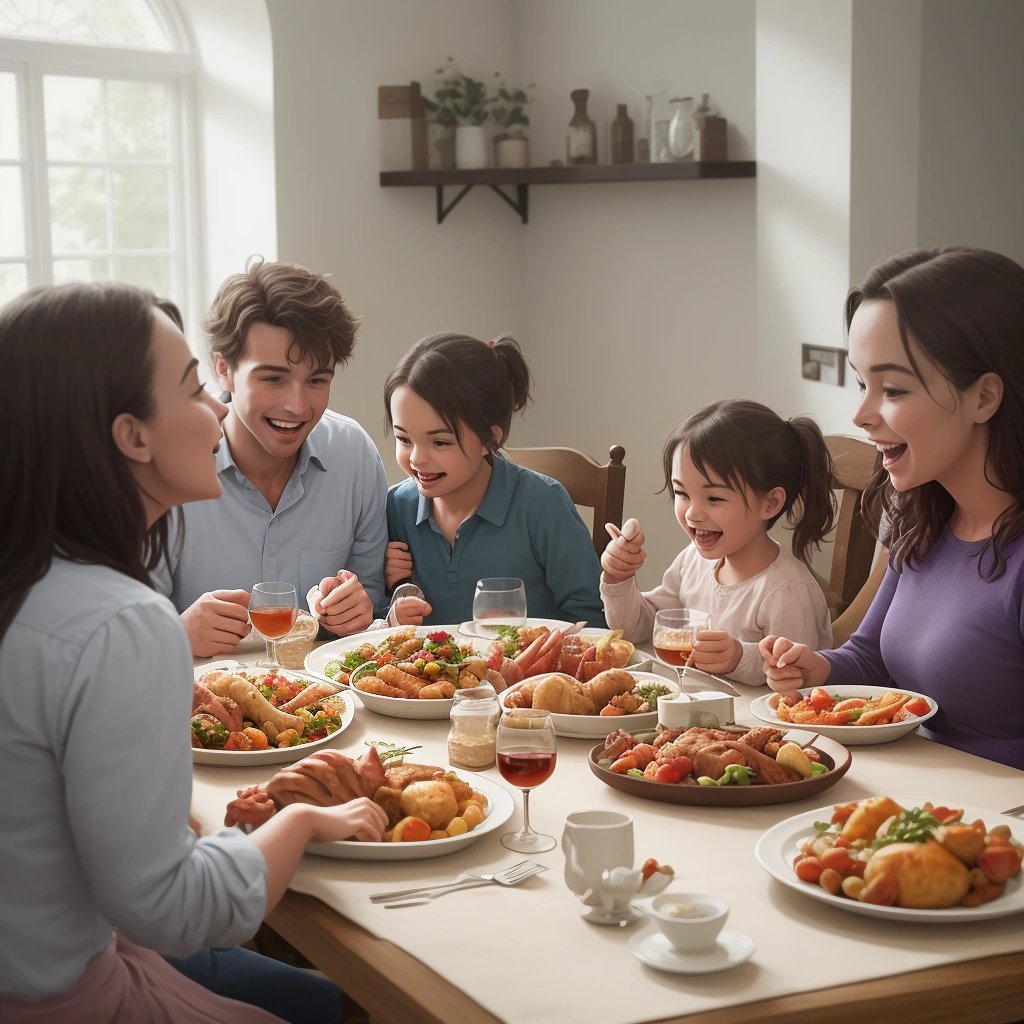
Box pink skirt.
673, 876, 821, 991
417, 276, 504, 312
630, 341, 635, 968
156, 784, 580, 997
0, 932, 286, 1023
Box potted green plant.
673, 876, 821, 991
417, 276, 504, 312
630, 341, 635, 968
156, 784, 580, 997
425, 58, 493, 169
491, 78, 536, 169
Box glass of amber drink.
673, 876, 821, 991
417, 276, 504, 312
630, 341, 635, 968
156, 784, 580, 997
250, 582, 298, 672
653, 608, 710, 686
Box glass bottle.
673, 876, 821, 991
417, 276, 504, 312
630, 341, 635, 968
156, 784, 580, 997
447, 684, 501, 771
610, 104, 634, 164
566, 89, 597, 165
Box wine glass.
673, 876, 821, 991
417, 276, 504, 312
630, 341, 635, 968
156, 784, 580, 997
496, 707, 557, 853
249, 582, 298, 672
472, 577, 527, 635
652, 608, 710, 690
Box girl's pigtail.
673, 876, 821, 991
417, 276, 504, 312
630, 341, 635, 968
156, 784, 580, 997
491, 333, 534, 413
788, 418, 838, 565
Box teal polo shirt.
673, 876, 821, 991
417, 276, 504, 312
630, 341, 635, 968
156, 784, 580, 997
385, 456, 605, 627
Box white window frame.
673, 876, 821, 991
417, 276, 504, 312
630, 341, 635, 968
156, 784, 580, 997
0, 22, 202, 325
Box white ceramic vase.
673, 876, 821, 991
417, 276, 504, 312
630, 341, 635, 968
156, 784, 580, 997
495, 135, 529, 169
455, 124, 488, 169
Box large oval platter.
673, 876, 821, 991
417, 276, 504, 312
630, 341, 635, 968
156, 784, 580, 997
588, 731, 851, 807
749, 685, 938, 745
755, 800, 1024, 922
192, 662, 355, 766
499, 671, 679, 739
306, 772, 515, 861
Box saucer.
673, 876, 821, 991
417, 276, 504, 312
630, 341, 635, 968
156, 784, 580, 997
628, 927, 755, 974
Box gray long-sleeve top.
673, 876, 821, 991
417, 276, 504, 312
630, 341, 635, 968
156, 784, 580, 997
0, 558, 267, 1000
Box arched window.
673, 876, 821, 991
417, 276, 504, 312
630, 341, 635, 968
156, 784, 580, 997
0, 0, 197, 319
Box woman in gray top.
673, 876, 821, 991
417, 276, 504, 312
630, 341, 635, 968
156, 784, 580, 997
0, 283, 387, 1021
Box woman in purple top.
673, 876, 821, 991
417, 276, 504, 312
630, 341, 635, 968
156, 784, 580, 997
760, 246, 1024, 770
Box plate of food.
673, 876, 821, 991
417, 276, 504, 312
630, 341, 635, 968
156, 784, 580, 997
477, 623, 642, 681
192, 662, 354, 765
456, 616, 573, 641
588, 724, 851, 806
748, 685, 938, 745
305, 626, 497, 720
223, 744, 515, 861
499, 670, 678, 738
755, 796, 1024, 922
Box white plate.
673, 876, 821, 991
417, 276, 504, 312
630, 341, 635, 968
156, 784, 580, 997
748, 685, 938, 745
499, 671, 678, 738
628, 927, 755, 974
192, 662, 354, 766
306, 772, 515, 861
456, 617, 574, 641
755, 800, 1024, 922
305, 625, 473, 721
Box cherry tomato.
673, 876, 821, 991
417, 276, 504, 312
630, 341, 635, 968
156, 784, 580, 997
654, 763, 682, 784
794, 856, 824, 883
669, 755, 694, 778
808, 687, 834, 712
820, 847, 855, 874
904, 697, 930, 717
641, 858, 659, 881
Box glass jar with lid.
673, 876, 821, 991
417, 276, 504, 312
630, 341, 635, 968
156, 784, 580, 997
448, 684, 501, 771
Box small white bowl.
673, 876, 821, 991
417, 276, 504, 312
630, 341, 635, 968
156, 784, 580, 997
649, 893, 729, 953
748, 684, 938, 745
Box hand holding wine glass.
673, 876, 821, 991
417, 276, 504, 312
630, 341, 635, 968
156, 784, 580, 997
472, 577, 527, 635
653, 608, 710, 687
249, 582, 298, 672
496, 708, 557, 853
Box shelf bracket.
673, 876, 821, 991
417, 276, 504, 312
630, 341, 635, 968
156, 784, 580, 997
434, 183, 529, 224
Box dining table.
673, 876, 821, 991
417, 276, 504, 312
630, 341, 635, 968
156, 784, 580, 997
189, 636, 1024, 1024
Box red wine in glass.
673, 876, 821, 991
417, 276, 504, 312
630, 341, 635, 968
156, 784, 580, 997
497, 750, 557, 789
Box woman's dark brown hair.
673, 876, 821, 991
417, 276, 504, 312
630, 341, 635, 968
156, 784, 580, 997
383, 332, 533, 454
661, 399, 837, 566
0, 282, 176, 640
204, 256, 359, 370
849, 245, 1024, 579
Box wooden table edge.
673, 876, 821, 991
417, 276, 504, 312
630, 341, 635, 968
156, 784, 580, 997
268, 891, 1024, 1024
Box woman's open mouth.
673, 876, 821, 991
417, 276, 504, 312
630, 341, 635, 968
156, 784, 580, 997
878, 442, 907, 469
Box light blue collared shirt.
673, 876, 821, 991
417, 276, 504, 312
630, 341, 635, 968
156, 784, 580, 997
0, 558, 267, 998
158, 410, 388, 613
385, 456, 605, 627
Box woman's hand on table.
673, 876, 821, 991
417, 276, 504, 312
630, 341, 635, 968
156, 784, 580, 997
181, 589, 251, 657
316, 571, 374, 636
759, 635, 831, 691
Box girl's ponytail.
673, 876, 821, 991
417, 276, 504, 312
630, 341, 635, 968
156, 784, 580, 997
788, 417, 839, 565
490, 334, 533, 415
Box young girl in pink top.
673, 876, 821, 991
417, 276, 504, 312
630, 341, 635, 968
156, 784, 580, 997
601, 399, 836, 687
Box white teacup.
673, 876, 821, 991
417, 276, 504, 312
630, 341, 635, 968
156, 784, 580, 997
562, 810, 634, 907
649, 892, 729, 952
657, 691, 735, 730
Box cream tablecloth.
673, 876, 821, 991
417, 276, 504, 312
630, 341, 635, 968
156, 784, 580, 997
190, 658, 1024, 1024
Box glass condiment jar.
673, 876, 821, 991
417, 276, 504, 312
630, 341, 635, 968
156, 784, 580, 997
448, 684, 501, 771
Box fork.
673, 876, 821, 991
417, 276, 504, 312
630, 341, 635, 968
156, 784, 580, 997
378, 861, 547, 908
1002, 803, 1024, 818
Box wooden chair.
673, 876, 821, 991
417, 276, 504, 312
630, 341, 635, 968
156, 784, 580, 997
504, 444, 626, 557
823, 435, 885, 643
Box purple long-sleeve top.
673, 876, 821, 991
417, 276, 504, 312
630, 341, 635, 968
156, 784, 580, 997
822, 528, 1024, 770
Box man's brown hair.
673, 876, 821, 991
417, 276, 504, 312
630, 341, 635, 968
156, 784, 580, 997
204, 256, 359, 370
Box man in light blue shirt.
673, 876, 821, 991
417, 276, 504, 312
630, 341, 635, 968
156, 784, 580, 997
157, 259, 388, 656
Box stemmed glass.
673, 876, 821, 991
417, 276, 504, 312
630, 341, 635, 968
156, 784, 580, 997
652, 608, 710, 690
472, 577, 527, 635
249, 582, 298, 672
496, 708, 557, 853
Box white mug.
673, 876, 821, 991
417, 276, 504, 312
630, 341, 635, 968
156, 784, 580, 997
657, 691, 735, 730
562, 810, 634, 907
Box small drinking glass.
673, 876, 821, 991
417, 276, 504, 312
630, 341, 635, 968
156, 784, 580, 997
652, 608, 710, 688
472, 577, 527, 635
496, 708, 557, 853
249, 582, 298, 672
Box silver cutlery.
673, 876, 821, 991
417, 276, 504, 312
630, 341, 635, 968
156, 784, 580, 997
1001, 803, 1024, 818
375, 861, 546, 908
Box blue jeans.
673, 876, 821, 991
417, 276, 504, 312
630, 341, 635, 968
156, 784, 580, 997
166, 946, 342, 1024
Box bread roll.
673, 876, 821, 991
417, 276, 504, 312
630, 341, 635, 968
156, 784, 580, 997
863, 841, 971, 909
532, 673, 597, 716
583, 669, 636, 711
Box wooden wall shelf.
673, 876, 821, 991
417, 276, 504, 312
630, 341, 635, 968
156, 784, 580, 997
379, 161, 756, 223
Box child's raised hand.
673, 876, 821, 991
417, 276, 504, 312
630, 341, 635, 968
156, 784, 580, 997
385, 541, 414, 590
692, 629, 742, 675
601, 518, 646, 582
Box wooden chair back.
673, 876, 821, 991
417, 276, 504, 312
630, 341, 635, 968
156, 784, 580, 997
504, 444, 626, 557
824, 435, 883, 622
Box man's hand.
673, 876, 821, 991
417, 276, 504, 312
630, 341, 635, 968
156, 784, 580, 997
385, 541, 414, 590
181, 589, 251, 657
601, 517, 646, 583
316, 571, 374, 637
